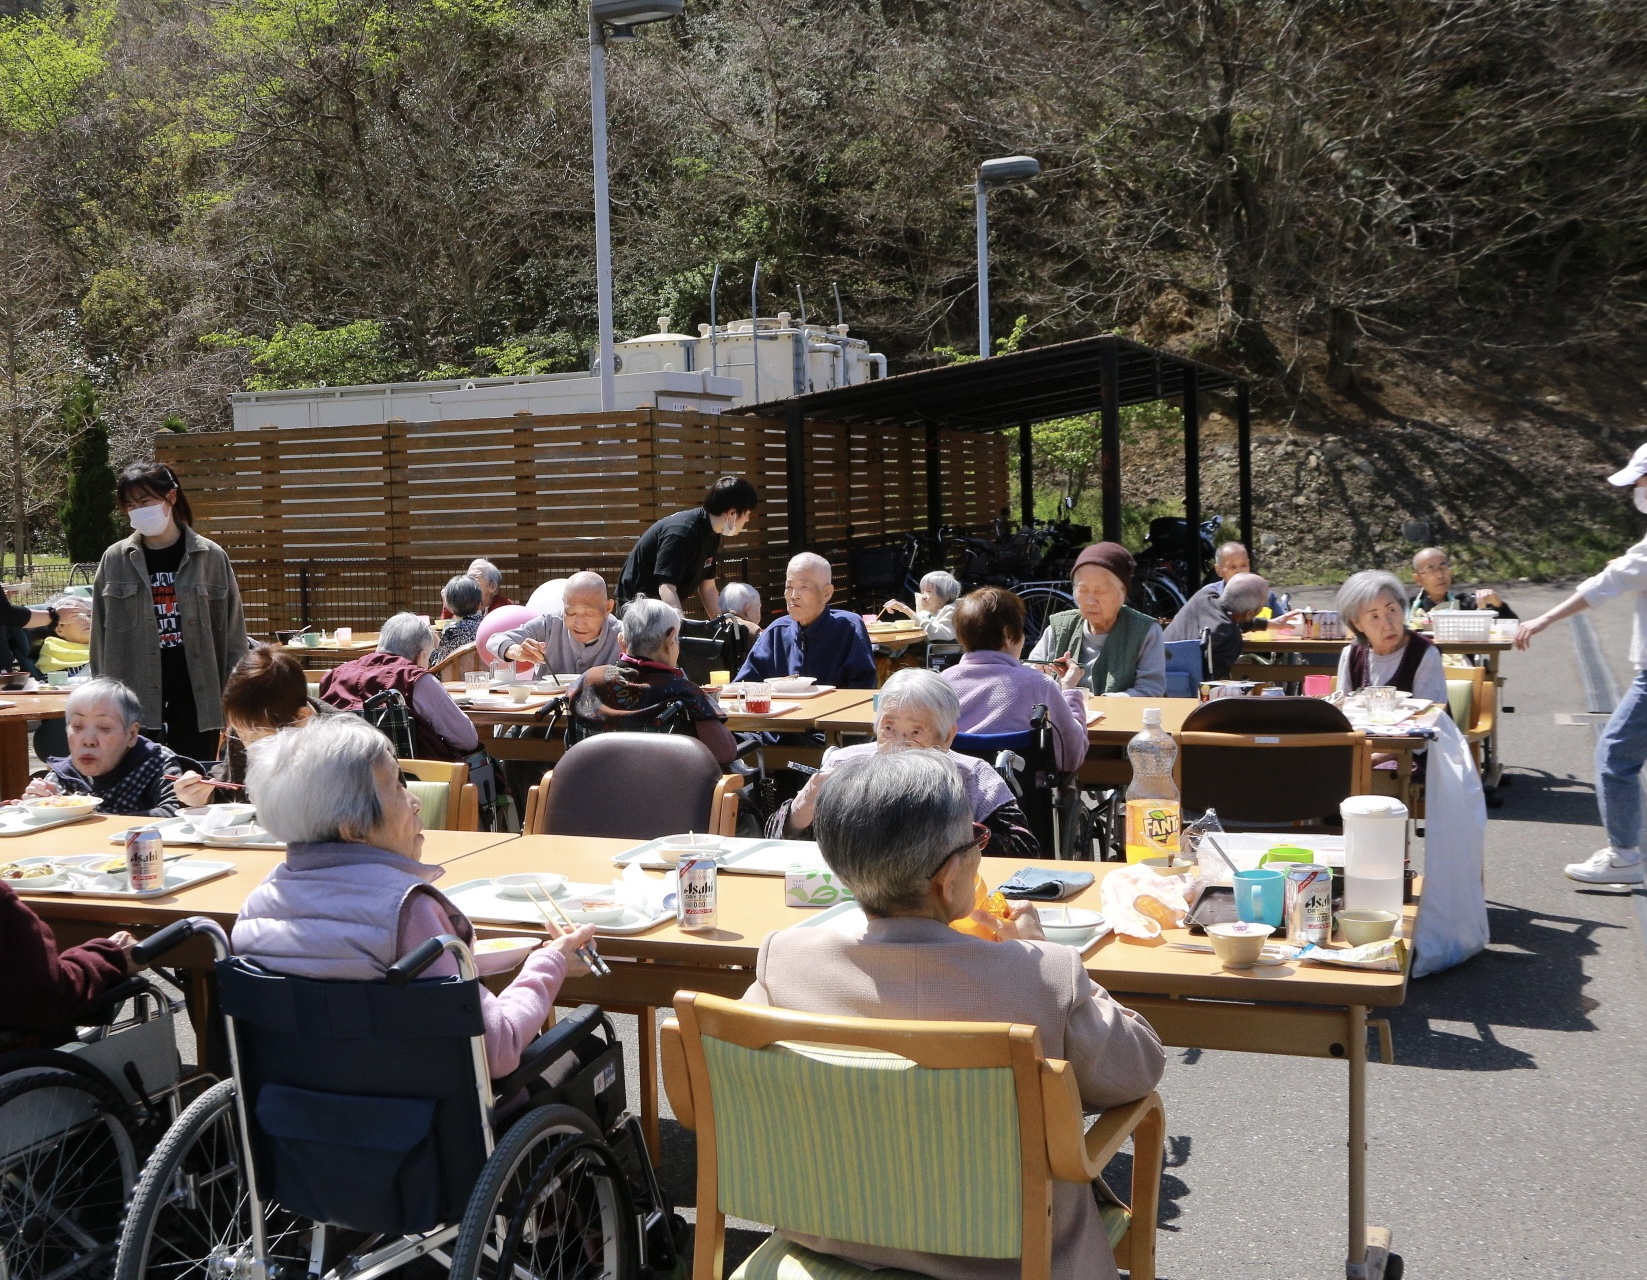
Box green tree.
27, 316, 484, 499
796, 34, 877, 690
200, 321, 408, 391
57, 378, 119, 563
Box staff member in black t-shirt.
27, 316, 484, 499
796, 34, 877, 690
617, 476, 759, 615
91, 463, 247, 763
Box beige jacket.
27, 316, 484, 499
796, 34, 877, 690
743, 916, 1166, 1280
91, 527, 247, 733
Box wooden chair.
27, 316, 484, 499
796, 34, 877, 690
1177, 698, 1372, 828
1443, 663, 1495, 772
428, 642, 485, 681
398, 758, 480, 831
662, 991, 1166, 1280
522, 735, 739, 838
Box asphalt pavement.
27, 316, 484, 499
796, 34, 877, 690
616, 583, 1647, 1279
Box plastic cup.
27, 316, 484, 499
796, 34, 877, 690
334, 627, 353, 644
465, 671, 489, 696
709, 669, 731, 686
1303, 674, 1333, 697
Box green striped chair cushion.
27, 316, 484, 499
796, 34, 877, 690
731, 1235, 930, 1280
404, 780, 449, 830
1100, 1203, 1130, 1251
1445, 679, 1472, 727
702, 1037, 1021, 1258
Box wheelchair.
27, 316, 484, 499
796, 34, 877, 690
952, 704, 1100, 859
1, 976, 191, 1280
115, 918, 684, 1280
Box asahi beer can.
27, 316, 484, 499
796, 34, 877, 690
1284, 863, 1333, 946
126, 825, 166, 894
676, 856, 719, 933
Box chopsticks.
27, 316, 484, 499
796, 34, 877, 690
524, 884, 611, 977
164, 773, 246, 790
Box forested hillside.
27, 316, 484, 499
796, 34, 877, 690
3, 0, 1644, 579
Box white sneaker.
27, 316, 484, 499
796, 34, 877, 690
1564, 849, 1646, 884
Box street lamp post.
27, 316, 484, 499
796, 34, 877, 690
974, 154, 1040, 359
589, 0, 682, 412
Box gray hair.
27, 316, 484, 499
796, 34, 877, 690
1336, 570, 1408, 641
378, 612, 437, 662
468, 559, 502, 589
919, 570, 962, 605
247, 715, 393, 844
1222, 573, 1269, 614
45, 592, 90, 614
66, 678, 143, 731
441, 574, 483, 617
814, 751, 973, 916
620, 595, 680, 659
876, 667, 960, 740
786, 551, 832, 583
720, 581, 761, 622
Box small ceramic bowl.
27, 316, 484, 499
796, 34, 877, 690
472, 936, 540, 976
495, 873, 569, 901
1206, 921, 1276, 968
656, 834, 728, 865
200, 825, 264, 847
1336, 909, 1399, 946
1037, 906, 1106, 946
563, 899, 627, 926
20, 795, 100, 821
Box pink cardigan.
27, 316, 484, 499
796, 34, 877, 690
942, 650, 1091, 772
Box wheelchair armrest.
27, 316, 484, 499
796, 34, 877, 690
493, 1003, 609, 1100
133, 916, 229, 966
386, 936, 450, 986
732, 735, 764, 761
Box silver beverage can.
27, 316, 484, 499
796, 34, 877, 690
676, 856, 719, 933
126, 825, 166, 893
1284, 864, 1333, 946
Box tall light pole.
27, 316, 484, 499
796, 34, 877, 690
589, 0, 682, 412
975, 155, 1040, 359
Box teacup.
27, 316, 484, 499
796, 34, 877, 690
1206, 921, 1275, 969
508, 684, 531, 704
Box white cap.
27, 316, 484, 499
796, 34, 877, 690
1607, 442, 1647, 487
1340, 795, 1408, 820
1142, 707, 1163, 726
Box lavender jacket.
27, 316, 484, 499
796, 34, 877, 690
942, 650, 1091, 773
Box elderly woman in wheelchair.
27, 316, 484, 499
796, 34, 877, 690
114, 714, 681, 1280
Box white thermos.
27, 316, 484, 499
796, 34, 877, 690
1340, 795, 1408, 916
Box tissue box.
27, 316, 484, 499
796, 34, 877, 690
785, 868, 854, 908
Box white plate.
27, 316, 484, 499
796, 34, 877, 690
0, 855, 74, 888
445, 879, 671, 934
721, 684, 837, 700
0, 805, 102, 837
794, 900, 1112, 953
495, 872, 569, 901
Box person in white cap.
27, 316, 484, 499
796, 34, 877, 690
1515, 442, 1647, 884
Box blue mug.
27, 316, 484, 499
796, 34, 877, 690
1233, 868, 1286, 928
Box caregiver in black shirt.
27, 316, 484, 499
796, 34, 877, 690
618, 476, 759, 613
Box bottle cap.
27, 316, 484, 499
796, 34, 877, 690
1141, 707, 1163, 726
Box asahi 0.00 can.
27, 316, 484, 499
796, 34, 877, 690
126, 825, 166, 894
1284, 863, 1333, 946
676, 856, 719, 933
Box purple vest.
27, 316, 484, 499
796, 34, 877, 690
232, 842, 471, 981
824, 742, 1014, 823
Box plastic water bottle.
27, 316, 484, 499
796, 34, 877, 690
1124, 707, 1181, 864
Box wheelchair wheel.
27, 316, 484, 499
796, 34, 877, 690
451, 1104, 635, 1280
116, 1079, 308, 1280
0, 1067, 137, 1280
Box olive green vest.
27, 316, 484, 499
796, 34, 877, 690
1043, 606, 1155, 695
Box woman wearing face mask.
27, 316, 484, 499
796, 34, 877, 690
92, 463, 247, 763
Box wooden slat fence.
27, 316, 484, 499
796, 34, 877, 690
157, 409, 1007, 634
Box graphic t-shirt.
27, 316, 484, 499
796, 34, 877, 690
143, 539, 192, 716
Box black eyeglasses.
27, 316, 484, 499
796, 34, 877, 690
930, 822, 990, 876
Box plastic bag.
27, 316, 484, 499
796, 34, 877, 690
1100, 863, 1194, 940
1182, 809, 1229, 884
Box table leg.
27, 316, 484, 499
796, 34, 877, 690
1345, 1004, 1395, 1279
638, 1007, 661, 1166
1, 718, 30, 800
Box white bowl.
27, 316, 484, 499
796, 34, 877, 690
1206, 921, 1276, 968
495, 872, 569, 901
0, 856, 72, 888
768, 676, 817, 691
20, 795, 100, 821
656, 834, 728, 865
1036, 906, 1106, 946
562, 899, 627, 926
472, 936, 540, 976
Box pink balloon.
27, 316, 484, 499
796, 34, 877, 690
475, 605, 540, 666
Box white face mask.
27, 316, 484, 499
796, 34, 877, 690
128, 502, 172, 537
1633, 487, 1647, 516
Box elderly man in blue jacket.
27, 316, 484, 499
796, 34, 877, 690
736, 552, 876, 690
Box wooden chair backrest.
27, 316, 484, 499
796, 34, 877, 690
1177, 730, 1372, 825
398, 759, 474, 830
661, 992, 1064, 1280
428, 643, 485, 680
